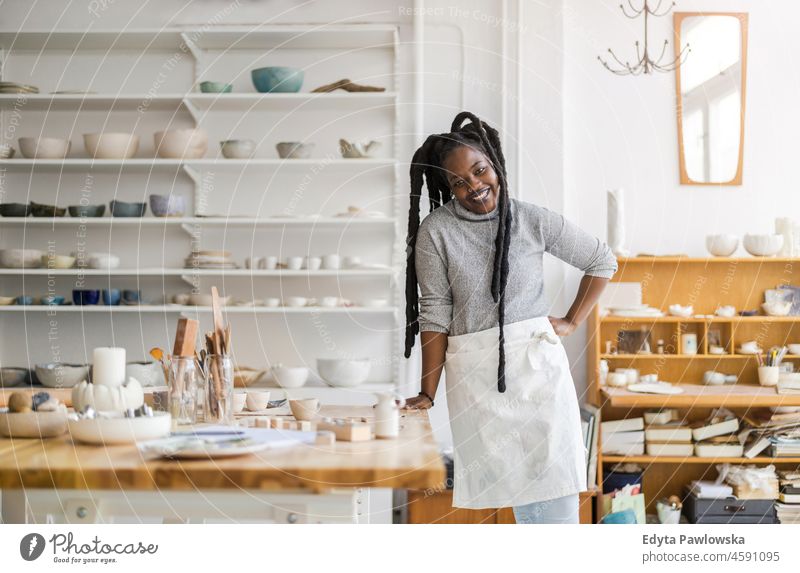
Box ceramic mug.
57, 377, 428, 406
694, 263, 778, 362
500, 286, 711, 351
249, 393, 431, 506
289, 398, 321, 421
233, 392, 247, 413
286, 257, 303, 270
758, 366, 780, 387
304, 256, 322, 270
246, 390, 270, 411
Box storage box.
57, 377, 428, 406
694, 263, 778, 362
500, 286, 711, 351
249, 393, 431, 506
683, 491, 777, 524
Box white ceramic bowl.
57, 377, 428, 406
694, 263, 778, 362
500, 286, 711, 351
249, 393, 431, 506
743, 234, 784, 257
83, 132, 140, 159
87, 252, 120, 270
271, 365, 309, 389
125, 362, 165, 387
317, 358, 370, 388
284, 297, 308, 308
0, 407, 69, 438
788, 344, 800, 355
40, 253, 76, 269
0, 249, 43, 268
187, 293, 231, 306
154, 129, 208, 159
220, 139, 255, 159
762, 301, 792, 317
18, 137, 71, 159
68, 411, 171, 445
705, 234, 739, 257
35, 363, 89, 388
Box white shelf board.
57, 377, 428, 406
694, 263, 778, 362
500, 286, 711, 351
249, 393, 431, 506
0, 158, 396, 172
0, 268, 394, 277
0, 92, 397, 112
0, 305, 396, 314
0, 216, 395, 226
0, 25, 397, 51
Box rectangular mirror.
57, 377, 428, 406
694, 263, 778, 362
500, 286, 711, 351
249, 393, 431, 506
675, 12, 748, 185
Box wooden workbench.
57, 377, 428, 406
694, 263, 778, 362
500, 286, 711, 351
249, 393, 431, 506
0, 406, 445, 493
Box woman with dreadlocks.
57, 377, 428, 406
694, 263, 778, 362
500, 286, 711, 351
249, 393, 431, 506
403, 112, 617, 523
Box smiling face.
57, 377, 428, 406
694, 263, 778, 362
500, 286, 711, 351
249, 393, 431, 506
441, 144, 500, 214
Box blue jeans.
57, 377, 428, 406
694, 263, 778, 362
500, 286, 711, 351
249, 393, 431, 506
513, 494, 580, 524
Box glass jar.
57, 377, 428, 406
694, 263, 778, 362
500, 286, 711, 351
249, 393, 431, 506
204, 354, 233, 424
168, 357, 200, 426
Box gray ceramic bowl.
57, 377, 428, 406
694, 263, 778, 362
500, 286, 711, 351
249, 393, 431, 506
276, 142, 314, 159
68, 204, 106, 218
0, 367, 30, 388
35, 363, 89, 388
30, 201, 66, 217
0, 203, 31, 217
110, 200, 147, 218
149, 194, 185, 217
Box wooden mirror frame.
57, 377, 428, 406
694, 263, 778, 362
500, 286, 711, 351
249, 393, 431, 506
674, 12, 748, 186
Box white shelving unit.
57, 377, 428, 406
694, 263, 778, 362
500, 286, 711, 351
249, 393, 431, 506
0, 25, 403, 390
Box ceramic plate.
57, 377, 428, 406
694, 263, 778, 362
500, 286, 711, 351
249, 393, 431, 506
139, 436, 271, 459
627, 382, 683, 395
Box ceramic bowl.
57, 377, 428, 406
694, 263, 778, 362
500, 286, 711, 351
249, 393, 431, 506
35, 363, 89, 388
234, 368, 266, 388
68, 411, 171, 445
72, 289, 100, 305
18, 137, 71, 159
284, 296, 308, 308
787, 344, 800, 355
171, 293, 190, 305
0, 203, 31, 217
30, 201, 66, 217
668, 304, 693, 317
0, 143, 15, 159
87, 252, 120, 270
220, 139, 255, 159
276, 142, 314, 159
0, 296, 16, 305
126, 361, 165, 387
0, 408, 69, 438
743, 234, 784, 257
339, 139, 381, 158
187, 293, 231, 306
154, 128, 208, 159
110, 200, 147, 217
68, 204, 106, 218
199, 81, 232, 93
251, 66, 304, 93
83, 132, 140, 159
102, 288, 121, 306
271, 365, 309, 389
40, 253, 75, 269
762, 301, 792, 317
316, 358, 370, 388
122, 290, 141, 305
0, 367, 30, 388
15, 296, 33, 306
706, 234, 739, 257
149, 194, 186, 217
0, 249, 43, 268
41, 295, 65, 306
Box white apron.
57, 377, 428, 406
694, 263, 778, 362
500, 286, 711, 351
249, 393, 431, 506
444, 316, 586, 509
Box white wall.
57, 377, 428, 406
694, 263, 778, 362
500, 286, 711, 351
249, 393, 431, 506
562, 0, 800, 396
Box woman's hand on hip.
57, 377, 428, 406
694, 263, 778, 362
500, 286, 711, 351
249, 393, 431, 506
403, 394, 433, 410
548, 316, 576, 337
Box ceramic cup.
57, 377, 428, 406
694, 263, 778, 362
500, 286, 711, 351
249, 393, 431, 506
284, 297, 307, 308
245, 257, 264, 270
342, 256, 361, 269
245, 390, 271, 411
102, 288, 121, 306
286, 257, 303, 270
320, 296, 340, 308
264, 297, 281, 308
321, 254, 340, 270
758, 366, 780, 387
122, 289, 141, 305
233, 392, 247, 413
304, 256, 322, 271
289, 398, 321, 421
264, 256, 278, 270
606, 372, 628, 387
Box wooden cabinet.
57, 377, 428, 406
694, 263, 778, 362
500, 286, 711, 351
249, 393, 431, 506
406, 490, 594, 524
588, 257, 800, 513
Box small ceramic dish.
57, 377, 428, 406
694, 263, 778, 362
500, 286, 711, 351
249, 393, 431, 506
40, 253, 75, 269
30, 201, 66, 217
0, 367, 30, 388
68, 411, 171, 445
0, 203, 31, 217
251, 66, 303, 93
0, 407, 69, 438
221, 140, 255, 159
0, 296, 17, 306
743, 234, 783, 257
275, 142, 313, 159
35, 363, 89, 388
109, 200, 147, 218
787, 344, 800, 355
199, 81, 233, 93
68, 204, 105, 218
762, 301, 792, 317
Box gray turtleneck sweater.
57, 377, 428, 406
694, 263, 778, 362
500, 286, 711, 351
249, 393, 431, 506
415, 198, 618, 336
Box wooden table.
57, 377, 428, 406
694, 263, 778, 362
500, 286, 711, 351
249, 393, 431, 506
0, 407, 445, 493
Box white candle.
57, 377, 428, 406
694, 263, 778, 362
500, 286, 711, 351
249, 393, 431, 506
93, 347, 126, 387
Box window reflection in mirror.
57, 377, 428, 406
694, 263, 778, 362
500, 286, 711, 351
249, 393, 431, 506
675, 13, 748, 185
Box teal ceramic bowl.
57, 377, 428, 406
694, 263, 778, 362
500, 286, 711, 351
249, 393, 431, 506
199, 81, 233, 93
251, 67, 303, 93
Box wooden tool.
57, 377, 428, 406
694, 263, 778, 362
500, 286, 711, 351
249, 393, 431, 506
317, 418, 373, 442
172, 318, 199, 357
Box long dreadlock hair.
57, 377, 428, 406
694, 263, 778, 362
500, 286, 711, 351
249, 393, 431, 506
404, 111, 513, 392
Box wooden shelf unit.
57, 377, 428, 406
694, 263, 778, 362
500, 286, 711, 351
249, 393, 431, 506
587, 256, 800, 514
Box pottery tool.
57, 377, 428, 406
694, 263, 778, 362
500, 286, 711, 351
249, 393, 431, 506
149, 347, 170, 384
170, 318, 200, 422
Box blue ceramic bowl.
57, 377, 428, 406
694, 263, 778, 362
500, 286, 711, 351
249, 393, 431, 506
68, 204, 106, 218
73, 289, 100, 305
122, 289, 141, 305
109, 200, 147, 218
200, 81, 232, 93
251, 67, 304, 93
149, 194, 186, 217
102, 288, 121, 306
15, 295, 33, 305
41, 295, 65, 306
